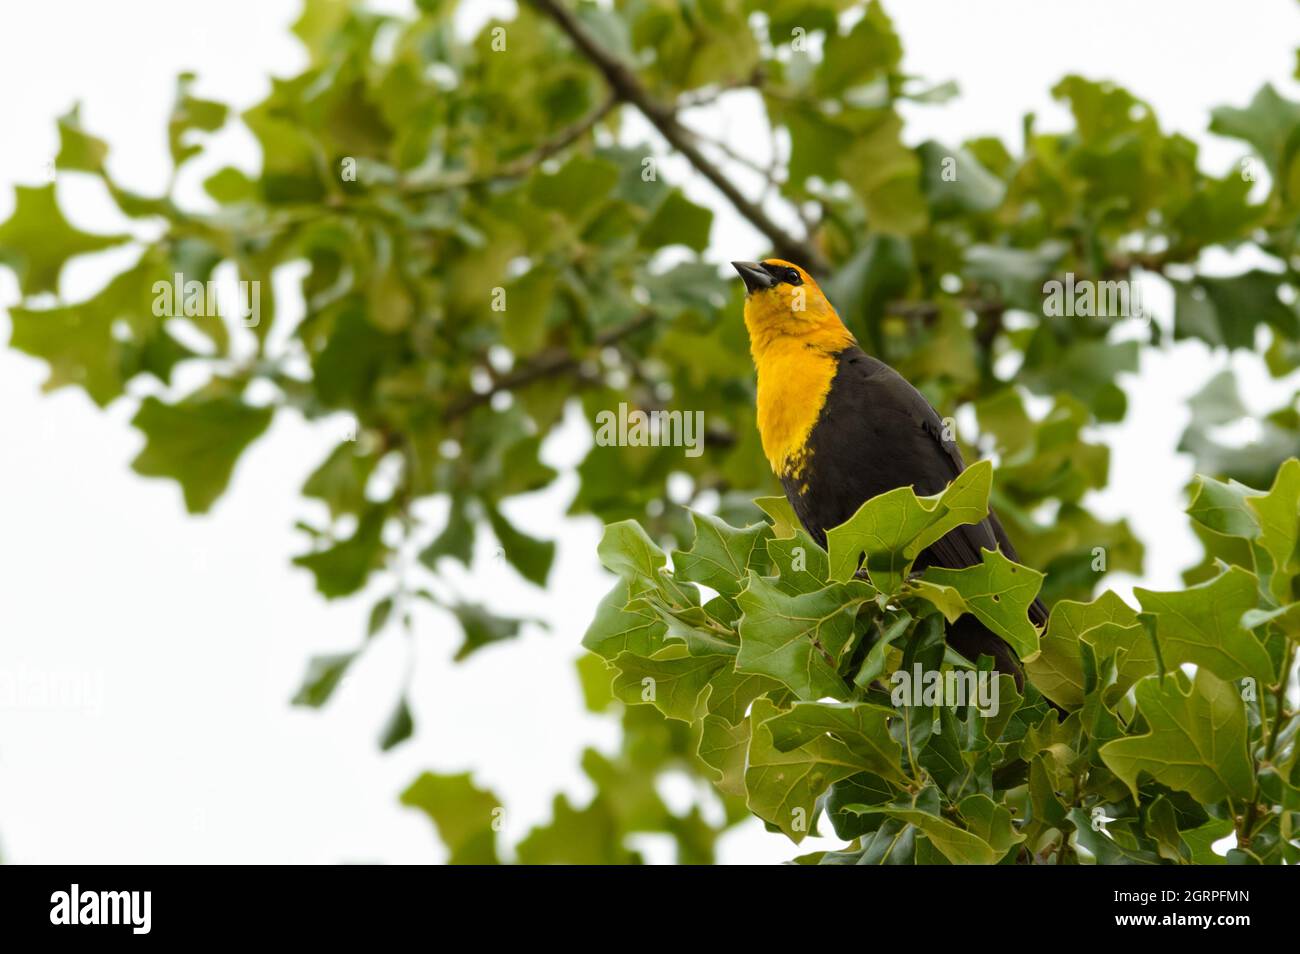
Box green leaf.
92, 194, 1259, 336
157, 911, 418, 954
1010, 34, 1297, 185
0, 184, 130, 295
379, 695, 414, 750
1082, 620, 1159, 696
310, 302, 406, 409
844, 796, 1000, 864
169, 72, 230, 168
1144, 795, 1184, 863
904, 579, 966, 623
1020, 339, 1139, 424
964, 241, 1064, 312
1099, 669, 1254, 805
449, 602, 526, 660
743, 698, 862, 843
736, 573, 875, 701
131, 393, 274, 513
500, 267, 554, 355
9, 258, 191, 407
1025, 591, 1137, 709
419, 496, 475, 569
825, 771, 897, 840
1068, 807, 1161, 865
814, 3, 901, 95
673, 511, 772, 598
1247, 457, 1300, 606
582, 579, 668, 659
958, 794, 1025, 857
1187, 473, 1265, 539
55, 104, 109, 173
755, 495, 801, 539
367, 596, 394, 637
203, 166, 256, 204
597, 519, 668, 586
853, 608, 913, 688
610, 645, 728, 722
529, 154, 620, 223
923, 548, 1044, 659
575, 653, 616, 713
848, 817, 918, 864
485, 504, 555, 586
639, 599, 737, 657
1180, 816, 1234, 865
293, 507, 386, 599
1173, 272, 1300, 350
1210, 83, 1300, 174
1179, 372, 1300, 490
291, 652, 356, 707
516, 794, 639, 865
367, 264, 413, 333
837, 111, 926, 236
702, 663, 779, 724
918, 141, 1005, 218
827, 459, 993, 591
303, 441, 377, 518
1135, 566, 1274, 684
697, 714, 751, 797
764, 701, 909, 787
639, 188, 713, 252
821, 233, 913, 337
400, 772, 501, 864
1028, 755, 1069, 828
766, 530, 830, 595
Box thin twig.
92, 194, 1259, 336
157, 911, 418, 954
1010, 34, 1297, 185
885, 298, 1006, 320
675, 66, 765, 109
1241, 638, 1296, 844
445, 311, 656, 419
402, 94, 618, 196
527, 0, 829, 276
692, 128, 784, 184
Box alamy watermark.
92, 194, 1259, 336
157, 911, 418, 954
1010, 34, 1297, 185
1042, 272, 1145, 320
152, 272, 260, 328
0, 664, 103, 716
890, 664, 1000, 716
50, 885, 150, 934
594, 402, 705, 458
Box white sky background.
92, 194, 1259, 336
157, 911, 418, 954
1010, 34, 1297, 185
0, 0, 1297, 864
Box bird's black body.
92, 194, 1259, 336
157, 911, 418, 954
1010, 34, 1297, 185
782, 345, 1048, 677
730, 258, 1047, 680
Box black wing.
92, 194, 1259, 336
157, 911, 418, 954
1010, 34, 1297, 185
786, 346, 1047, 628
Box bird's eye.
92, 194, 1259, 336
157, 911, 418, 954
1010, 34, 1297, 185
785, 268, 802, 286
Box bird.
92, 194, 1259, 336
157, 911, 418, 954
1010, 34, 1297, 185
731, 258, 1047, 681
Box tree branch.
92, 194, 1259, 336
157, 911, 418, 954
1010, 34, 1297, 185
527, 0, 829, 276
401, 94, 618, 196
694, 130, 784, 185
675, 65, 766, 109
446, 311, 657, 419
885, 298, 1005, 321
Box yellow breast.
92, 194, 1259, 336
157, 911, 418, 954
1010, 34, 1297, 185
754, 339, 840, 479
740, 264, 855, 479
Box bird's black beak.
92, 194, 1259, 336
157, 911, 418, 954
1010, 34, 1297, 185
732, 261, 776, 294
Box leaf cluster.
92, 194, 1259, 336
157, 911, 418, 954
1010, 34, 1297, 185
585, 460, 1300, 864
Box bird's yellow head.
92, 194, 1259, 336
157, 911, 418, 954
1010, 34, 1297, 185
731, 259, 853, 358
732, 258, 856, 478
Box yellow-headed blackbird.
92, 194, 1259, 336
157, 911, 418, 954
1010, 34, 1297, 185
732, 258, 1047, 678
